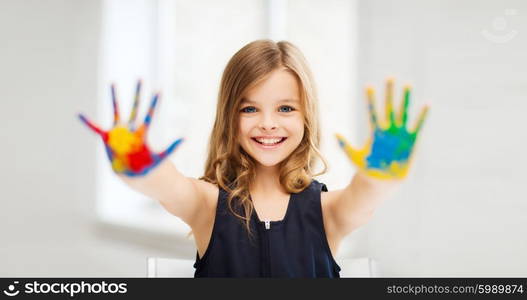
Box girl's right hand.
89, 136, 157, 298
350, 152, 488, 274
78, 80, 183, 177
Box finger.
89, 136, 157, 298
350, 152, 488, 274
410, 104, 429, 134
78, 113, 107, 139
385, 78, 395, 127
365, 86, 379, 129
158, 138, 184, 160
398, 85, 411, 128
111, 83, 120, 126
128, 79, 142, 128
142, 92, 160, 129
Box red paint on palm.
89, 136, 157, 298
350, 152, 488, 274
127, 144, 154, 172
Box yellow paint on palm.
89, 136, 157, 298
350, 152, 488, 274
111, 157, 127, 172
361, 161, 409, 179
338, 136, 412, 180
336, 133, 404, 180
108, 126, 142, 155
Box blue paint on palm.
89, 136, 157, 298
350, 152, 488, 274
366, 127, 416, 170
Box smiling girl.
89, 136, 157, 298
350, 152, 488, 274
79, 39, 428, 278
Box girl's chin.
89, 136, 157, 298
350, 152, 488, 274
252, 155, 287, 168
255, 161, 282, 168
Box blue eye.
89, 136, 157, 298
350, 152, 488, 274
240, 106, 256, 113
279, 106, 295, 113
240, 105, 295, 113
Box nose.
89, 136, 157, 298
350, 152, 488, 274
259, 112, 278, 131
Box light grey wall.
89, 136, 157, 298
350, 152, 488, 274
346, 0, 527, 276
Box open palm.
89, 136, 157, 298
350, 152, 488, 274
78, 80, 183, 176
336, 79, 429, 180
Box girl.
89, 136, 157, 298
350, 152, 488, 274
78, 40, 428, 278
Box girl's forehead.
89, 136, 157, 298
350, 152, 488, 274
244, 69, 301, 100
241, 98, 300, 104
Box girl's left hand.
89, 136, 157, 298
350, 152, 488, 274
335, 79, 429, 180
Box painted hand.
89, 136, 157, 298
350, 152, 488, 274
78, 80, 183, 176
336, 79, 429, 180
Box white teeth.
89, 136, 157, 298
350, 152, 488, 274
255, 138, 283, 145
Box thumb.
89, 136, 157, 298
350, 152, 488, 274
335, 133, 356, 157
78, 113, 108, 141
335, 133, 366, 169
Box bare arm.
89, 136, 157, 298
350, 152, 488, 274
326, 172, 400, 237
117, 159, 216, 228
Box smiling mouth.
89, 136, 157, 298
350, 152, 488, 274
251, 137, 287, 146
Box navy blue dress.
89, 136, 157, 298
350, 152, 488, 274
193, 179, 341, 278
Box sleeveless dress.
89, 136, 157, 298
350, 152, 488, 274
193, 179, 341, 278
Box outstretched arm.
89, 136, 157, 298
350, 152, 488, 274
78, 80, 216, 227
329, 79, 429, 236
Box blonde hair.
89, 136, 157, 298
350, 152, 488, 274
198, 39, 327, 238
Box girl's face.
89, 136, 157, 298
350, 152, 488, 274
238, 68, 304, 169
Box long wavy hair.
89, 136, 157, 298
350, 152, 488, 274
199, 39, 328, 238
